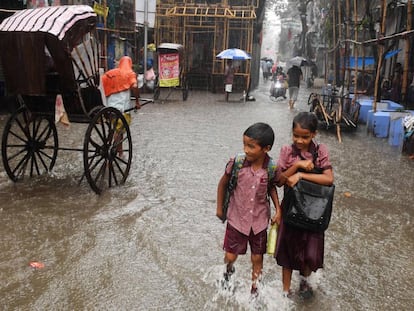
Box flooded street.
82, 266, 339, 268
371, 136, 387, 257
1, 79, 414, 310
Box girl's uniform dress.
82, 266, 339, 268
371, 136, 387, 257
275, 141, 332, 272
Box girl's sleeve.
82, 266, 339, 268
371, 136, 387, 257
275, 145, 291, 183
317, 144, 332, 170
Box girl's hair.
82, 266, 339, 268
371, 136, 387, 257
292, 112, 318, 133
244, 122, 275, 148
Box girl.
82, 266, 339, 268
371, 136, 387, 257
272, 112, 334, 298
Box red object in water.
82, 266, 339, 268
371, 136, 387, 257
29, 261, 45, 269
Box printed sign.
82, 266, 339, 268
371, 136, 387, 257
93, 1, 109, 18
158, 53, 180, 87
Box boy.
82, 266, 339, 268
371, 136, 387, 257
216, 122, 282, 297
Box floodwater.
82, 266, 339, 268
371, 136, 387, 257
0, 79, 413, 310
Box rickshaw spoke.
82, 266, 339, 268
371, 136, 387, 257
112, 135, 123, 150
36, 150, 53, 170
108, 163, 112, 187
86, 152, 101, 163
93, 122, 107, 145
15, 116, 30, 140
91, 160, 106, 182
108, 163, 116, 187
98, 115, 107, 141
119, 135, 128, 144
93, 160, 107, 185
30, 153, 34, 177
32, 116, 38, 139
35, 120, 52, 142
113, 157, 127, 180
115, 153, 129, 165
87, 137, 102, 150
88, 155, 105, 174
109, 163, 119, 186
12, 152, 30, 178
107, 115, 118, 143
7, 148, 28, 162
30, 152, 41, 176
9, 129, 29, 144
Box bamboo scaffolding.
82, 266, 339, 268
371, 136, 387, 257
402, 1, 412, 106
155, 1, 254, 92
373, 0, 387, 113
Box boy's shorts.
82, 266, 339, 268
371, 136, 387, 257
223, 223, 267, 255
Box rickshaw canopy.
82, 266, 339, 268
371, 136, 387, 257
157, 43, 184, 54
0, 5, 97, 95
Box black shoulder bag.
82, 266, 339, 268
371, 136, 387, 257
283, 146, 335, 232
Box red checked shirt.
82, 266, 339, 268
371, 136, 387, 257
225, 155, 275, 236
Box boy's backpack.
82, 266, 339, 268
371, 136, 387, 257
221, 153, 277, 223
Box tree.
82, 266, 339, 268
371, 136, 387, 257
267, 0, 313, 57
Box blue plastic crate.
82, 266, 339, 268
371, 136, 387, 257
389, 115, 404, 146
372, 111, 391, 138
381, 100, 404, 111
359, 99, 373, 123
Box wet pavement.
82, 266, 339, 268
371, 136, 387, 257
0, 79, 413, 310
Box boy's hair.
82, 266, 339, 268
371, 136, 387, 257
244, 122, 275, 148
293, 112, 318, 133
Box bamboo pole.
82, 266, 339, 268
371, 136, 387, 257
339, 1, 344, 90
361, 5, 366, 92
345, 0, 351, 93
333, 1, 337, 86
353, 0, 358, 95
402, 1, 412, 107
373, 0, 387, 113
103, 0, 107, 71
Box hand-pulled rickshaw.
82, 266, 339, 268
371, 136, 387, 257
0, 5, 134, 194
153, 43, 189, 101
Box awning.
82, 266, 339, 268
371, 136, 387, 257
384, 49, 402, 59
348, 49, 402, 68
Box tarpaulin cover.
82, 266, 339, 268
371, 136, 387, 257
0, 5, 96, 95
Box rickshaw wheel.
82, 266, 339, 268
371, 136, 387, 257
269, 95, 278, 102
182, 80, 189, 101
1, 107, 58, 181
83, 107, 132, 194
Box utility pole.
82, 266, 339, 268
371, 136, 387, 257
103, 0, 107, 71
402, 0, 412, 107
143, 0, 148, 86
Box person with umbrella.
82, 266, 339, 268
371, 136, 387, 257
287, 64, 303, 109
224, 59, 235, 102
216, 48, 251, 101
